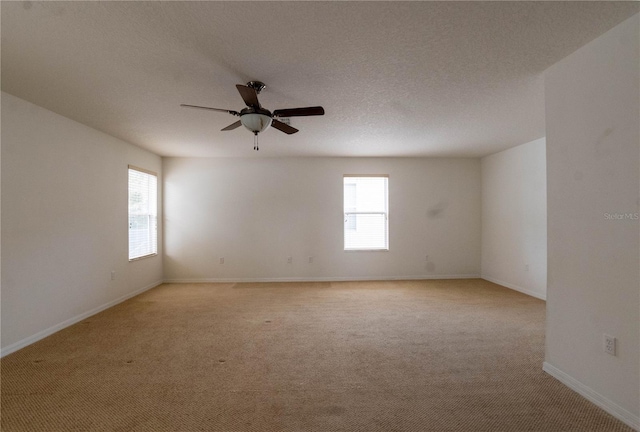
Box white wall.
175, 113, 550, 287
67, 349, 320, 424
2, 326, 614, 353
544, 14, 639, 429
1, 92, 163, 354
481, 138, 547, 300
164, 157, 481, 281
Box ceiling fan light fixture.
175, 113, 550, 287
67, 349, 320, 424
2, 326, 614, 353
240, 112, 272, 133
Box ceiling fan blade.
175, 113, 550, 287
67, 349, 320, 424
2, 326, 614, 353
271, 119, 299, 135
180, 104, 239, 116
236, 84, 260, 108
273, 106, 325, 117
221, 120, 242, 131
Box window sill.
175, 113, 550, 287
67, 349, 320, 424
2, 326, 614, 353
129, 253, 158, 262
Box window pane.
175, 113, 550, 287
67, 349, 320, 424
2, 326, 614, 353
344, 213, 387, 249
344, 183, 357, 230
129, 167, 157, 260
348, 177, 386, 212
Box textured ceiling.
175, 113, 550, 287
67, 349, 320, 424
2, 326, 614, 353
2, 1, 638, 158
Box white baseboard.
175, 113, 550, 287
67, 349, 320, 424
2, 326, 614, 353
163, 274, 481, 284
543, 362, 639, 431
0, 280, 163, 358
481, 275, 546, 300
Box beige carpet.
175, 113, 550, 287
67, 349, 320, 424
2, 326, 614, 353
1, 279, 633, 431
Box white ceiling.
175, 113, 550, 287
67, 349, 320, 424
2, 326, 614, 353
2, 2, 638, 158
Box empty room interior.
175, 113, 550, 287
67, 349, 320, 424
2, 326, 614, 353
1, 2, 639, 431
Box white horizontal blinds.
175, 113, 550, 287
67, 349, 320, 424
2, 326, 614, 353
128, 166, 158, 260
344, 176, 389, 250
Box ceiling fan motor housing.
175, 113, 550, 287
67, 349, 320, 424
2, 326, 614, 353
246, 81, 267, 94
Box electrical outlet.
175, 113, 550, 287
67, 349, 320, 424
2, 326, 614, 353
219, 257, 224, 265
604, 334, 616, 356
110, 270, 116, 280
287, 257, 292, 264
308, 256, 314, 264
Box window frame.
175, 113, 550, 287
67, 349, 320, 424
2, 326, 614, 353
128, 165, 158, 261
343, 174, 389, 252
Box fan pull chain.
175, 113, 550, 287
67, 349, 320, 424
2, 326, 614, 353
253, 132, 259, 151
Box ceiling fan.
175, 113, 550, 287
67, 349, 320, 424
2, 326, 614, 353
181, 81, 325, 150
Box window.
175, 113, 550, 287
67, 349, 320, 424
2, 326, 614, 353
128, 166, 157, 260
343, 175, 389, 250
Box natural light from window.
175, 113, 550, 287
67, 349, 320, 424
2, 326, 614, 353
344, 175, 389, 251
128, 166, 158, 260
